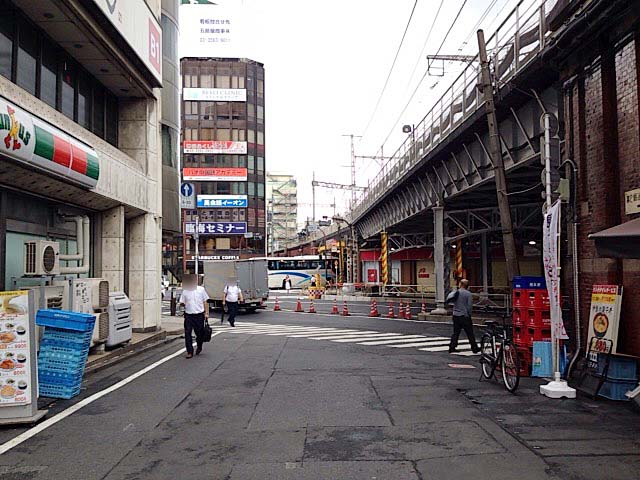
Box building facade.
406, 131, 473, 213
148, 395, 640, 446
0, 0, 168, 331
266, 173, 297, 254
180, 58, 266, 271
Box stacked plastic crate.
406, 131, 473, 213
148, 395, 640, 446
512, 276, 551, 376
36, 310, 96, 399
597, 354, 638, 401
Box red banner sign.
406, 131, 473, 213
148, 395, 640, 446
183, 168, 248, 181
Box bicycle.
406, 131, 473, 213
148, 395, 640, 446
479, 317, 520, 393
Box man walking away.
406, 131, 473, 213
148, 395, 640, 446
223, 280, 243, 327
447, 279, 480, 354
179, 274, 210, 359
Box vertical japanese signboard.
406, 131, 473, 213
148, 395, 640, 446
587, 285, 623, 354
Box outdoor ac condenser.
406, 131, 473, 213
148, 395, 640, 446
23, 240, 60, 276
106, 292, 132, 347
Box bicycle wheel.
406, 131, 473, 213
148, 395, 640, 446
480, 335, 494, 379
501, 340, 520, 393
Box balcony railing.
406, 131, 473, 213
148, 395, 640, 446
349, 0, 559, 224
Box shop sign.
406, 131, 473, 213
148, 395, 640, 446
418, 267, 430, 279
182, 141, 247, 154
0, 291, 32, 406
587, 285, 623, 355
189, 255, 240, 261
184, 167, 247, 181
0, 97, 99, 189
184, 221, 247, 235
91, 0, 162, 83
624, 188, 640, 215
183, 88, 246, 102
196, 194, 247, 208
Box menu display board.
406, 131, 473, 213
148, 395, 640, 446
587, 285, 623, 355
0, 291, 31, 406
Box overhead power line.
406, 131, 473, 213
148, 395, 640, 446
359, 0, 419, 143
405, 0, 445, 89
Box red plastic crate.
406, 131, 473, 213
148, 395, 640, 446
526, 289, 550, 309
512, 308, 525, 326
517, 349, 532, 377
525, 308, 551, 327
526, 325, 551, 342
512, 289, 528, 308
513, 324, 527, 345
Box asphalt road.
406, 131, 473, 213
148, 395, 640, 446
0, 309, 638, 479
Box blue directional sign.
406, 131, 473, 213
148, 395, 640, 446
180, 182, 195, 208
180, 182, 194, 197
196, 195, 248, 208
184, 222, 248, 235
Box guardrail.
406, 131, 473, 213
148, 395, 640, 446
349, 0, 559, 224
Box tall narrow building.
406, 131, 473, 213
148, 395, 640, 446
180, 58, 266, 272
266, 173, 298, 254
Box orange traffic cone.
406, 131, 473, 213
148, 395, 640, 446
308, 300, 316, 314
369, 299, 380, 317
405, 303, 412, 320
331, 299, 339, 315
387, 301, 396, 318
398, 300, 405, 319
295, 298, 304, 313
274, 297, 281, 311
421, 301, 427, 314
341, 301, 350, 316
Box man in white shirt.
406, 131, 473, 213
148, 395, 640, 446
223, 280, 243, 327
179, 274, 210, 358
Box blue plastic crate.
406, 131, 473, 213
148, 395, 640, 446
512, 276, 546, 290
598, 378, 637, 401
39, 383, 81, 399
39, 344, 89, 359
39, 370, 83, 387
41, 327, 93, 344
37, 358, 86, 375
36, 310, 96, 332
597, 354, 637, 381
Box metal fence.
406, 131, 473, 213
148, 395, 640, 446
350, 0, 559, 223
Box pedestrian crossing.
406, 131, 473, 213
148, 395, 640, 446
214, 322, 478, 356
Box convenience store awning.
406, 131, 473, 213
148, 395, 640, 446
589, 217, 640, 259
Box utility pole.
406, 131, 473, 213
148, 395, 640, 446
194, 215, 200, 276
342, 134, 362, 208
477, 29, 520, 282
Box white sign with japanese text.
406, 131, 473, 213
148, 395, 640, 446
625, 188, 640, 215
183, 88, 247, 102
184, 222, 247, 235
543, 201, 568, 340
587, 285, 623, 354
0, 291, 32, 406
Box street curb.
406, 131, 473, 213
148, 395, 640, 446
85, 331, 178, 375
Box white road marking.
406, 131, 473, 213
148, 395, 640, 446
357, 336, 429, 345
419, 345, 472, 352
330, 335, 410, 343
0, 331, 224, 456
389, 339, 461, 349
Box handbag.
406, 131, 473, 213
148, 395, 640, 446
446, 288, 460, 305
202, 316, 213, 342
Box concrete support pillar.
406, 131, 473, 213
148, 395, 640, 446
128, 213, 161, 332
431, 206, 447, 315
481, 233, 489, 297
101, 206, 125, 292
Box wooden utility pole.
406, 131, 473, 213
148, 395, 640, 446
477, 29, 520, 281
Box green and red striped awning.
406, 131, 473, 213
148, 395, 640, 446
34, 125, 99, 181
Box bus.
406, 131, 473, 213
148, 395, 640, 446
264, 256, 335, 289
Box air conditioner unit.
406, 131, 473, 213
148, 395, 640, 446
54, 279, 106, 346
84, 278, 109, 310
23, 240, 60, 276
106, 292, 132, 347
26, 285, 65, 352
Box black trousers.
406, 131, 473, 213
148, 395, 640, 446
226, 301, 238, 326
184, 313, 205, 354
449, 315, 479, 352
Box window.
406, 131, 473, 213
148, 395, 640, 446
248, 182, 255, 196
216, 128, 231, 141
200, 128, 214, 141
248, 129, 255, 143
216, 103, 230, 121
200, 66, 214, 88
184, 101, 198, 119
247, 156, 255, 173
257, 131, 264, 145
216, 66, 231, 88
257, 183, 264, 197
77, 75, 92, 130
184, 128, 198, 141
257, 79, 264, 95
257, 105, 264, 120
61, 62, 76, 120
257, 157, 264, 173
40, 42, 57, 108
162, 125, 177, 167
106, 93, 118, 146
16, 19, 38, 96
200, 102, 213, 119
247, 103, 255, 119
232, 103, 245, 121
0, 12, 12, 79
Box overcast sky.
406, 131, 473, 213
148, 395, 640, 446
181, 0, 521, 228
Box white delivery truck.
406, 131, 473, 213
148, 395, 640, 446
203, 258, 269, 313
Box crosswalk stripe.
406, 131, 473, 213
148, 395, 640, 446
357, 336, 431, 345
419, 345, 471, 352
284, 330, 362, 337
303, 331, 380, 340
390, 339, 466, 349
330, 335, 410, 343
452, 351, 480, 356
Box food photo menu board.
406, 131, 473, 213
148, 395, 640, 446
0, 291, 31, 406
